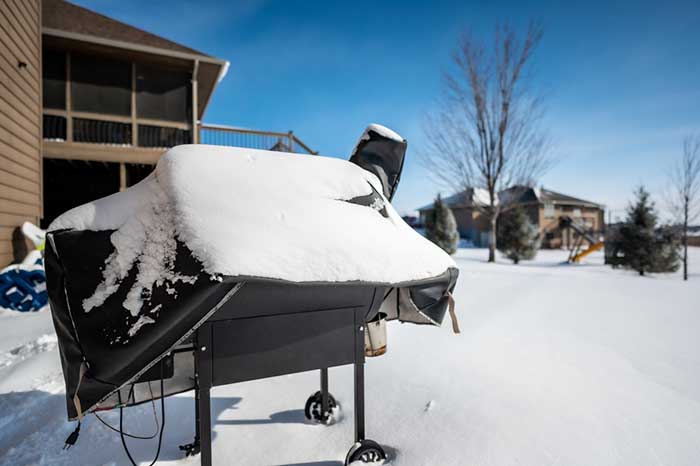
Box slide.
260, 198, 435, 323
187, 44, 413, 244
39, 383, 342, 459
572, 241, 604, 263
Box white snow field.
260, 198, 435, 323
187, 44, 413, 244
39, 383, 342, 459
1, 248, 700, 466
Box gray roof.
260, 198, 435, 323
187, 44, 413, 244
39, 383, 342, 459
417, 188, 479, 212
539, 188, 602, 208
418, 186, 603, 212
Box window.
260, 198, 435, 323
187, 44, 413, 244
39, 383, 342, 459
138, 125, 191, 148
136, 64, 191, 122
73, 118, 132, 144
43, 114, 66, 140
43, 48, 66, 109
544, 202, 554, 219
573, 208, 582, 217
71, 53, 131, 116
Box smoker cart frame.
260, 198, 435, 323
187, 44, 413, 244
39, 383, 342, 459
180, 281, 387, 466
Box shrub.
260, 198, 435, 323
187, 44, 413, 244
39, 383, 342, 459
425, 195, 459, 255
497, 206, 540, 264
617, 186, 680, 275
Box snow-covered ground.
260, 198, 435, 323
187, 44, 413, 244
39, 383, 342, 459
1, 248, 699, 466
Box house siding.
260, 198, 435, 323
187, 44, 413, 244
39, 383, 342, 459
442, 207, 491, 247
539, 204, 604, 248
0, 0, 42, 266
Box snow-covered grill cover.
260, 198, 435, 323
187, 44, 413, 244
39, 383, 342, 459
46, 127, 458, 419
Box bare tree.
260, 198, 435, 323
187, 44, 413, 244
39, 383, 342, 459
667, 134, 700, 281
421, 22, 551, 262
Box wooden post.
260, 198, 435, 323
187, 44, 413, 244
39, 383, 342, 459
65, 52, 72, 142
288, 130, 294, 153
119, 163, 126, 191
191, 60, 199, 144
131, 62, 137, 147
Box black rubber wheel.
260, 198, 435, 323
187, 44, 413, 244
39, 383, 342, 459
178, 439, 200, 457
345, 439, 387, 464
304, 391, 338, 423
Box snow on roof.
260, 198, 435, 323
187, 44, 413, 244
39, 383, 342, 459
417, 188, 494, 211
50, 145, 455, 297
472, 187, 492, 207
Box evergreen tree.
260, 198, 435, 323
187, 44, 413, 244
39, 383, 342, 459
618, 186, 680, 275
425, 195, 459, 255
497, 206, 540, 264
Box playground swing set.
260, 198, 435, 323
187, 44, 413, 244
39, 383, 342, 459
547, 216, 605, 263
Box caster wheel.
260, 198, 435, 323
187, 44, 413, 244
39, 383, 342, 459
178, 439, 200, 457
304, 391, 338, 423
345, 439, 386, 464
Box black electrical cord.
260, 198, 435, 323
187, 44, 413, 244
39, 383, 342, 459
118, 363, 166, 466
94, 382, 159, 440
96, 411, 158, 439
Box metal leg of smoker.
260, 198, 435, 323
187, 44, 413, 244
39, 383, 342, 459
197, 324, 213, 466
320, 367, 329, 414
194, 334, 202, 451
198, 385, 212, 466
179, 342, 202, 457
194, 381, 201, 447
345, 305, 385, 464
354, 361, 365, 443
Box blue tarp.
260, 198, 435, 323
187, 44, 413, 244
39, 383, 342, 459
0, 254, 47, 312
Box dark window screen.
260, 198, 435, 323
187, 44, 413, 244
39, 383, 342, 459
136, 64, 191, 122
138, 125, 191, 148
43, 114, 67, 140
73, 118, 132, 144
71, 53, 131, 116
43, 48, 66, 109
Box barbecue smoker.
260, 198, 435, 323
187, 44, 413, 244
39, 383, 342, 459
46, 125, 459, 465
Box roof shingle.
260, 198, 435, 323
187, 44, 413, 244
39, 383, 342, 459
42, 0, 210, 57
418, 186, 603, 212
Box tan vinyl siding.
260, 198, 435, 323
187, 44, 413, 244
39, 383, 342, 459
0, 0, 42, 266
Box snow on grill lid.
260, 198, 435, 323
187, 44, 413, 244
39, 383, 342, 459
49, 144, 455, 284
351, 123, 405, 157
362, 123, 405, 142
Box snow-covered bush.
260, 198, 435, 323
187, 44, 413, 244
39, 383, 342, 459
617, 186, 680, 275
497, 206, 540, 264
425, 195, 459, 255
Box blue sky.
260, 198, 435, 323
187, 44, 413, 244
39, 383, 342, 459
77, 0, 700, 219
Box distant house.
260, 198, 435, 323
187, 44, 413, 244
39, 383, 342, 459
417, 188, 493, 246
401, 215, 419, 228
417, 187, 605, 248
687, 226, 700, 247
0, 0, 315, 266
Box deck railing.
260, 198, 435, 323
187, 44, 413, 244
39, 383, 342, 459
42, 112, 317, 155
198, 123, 317, 155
